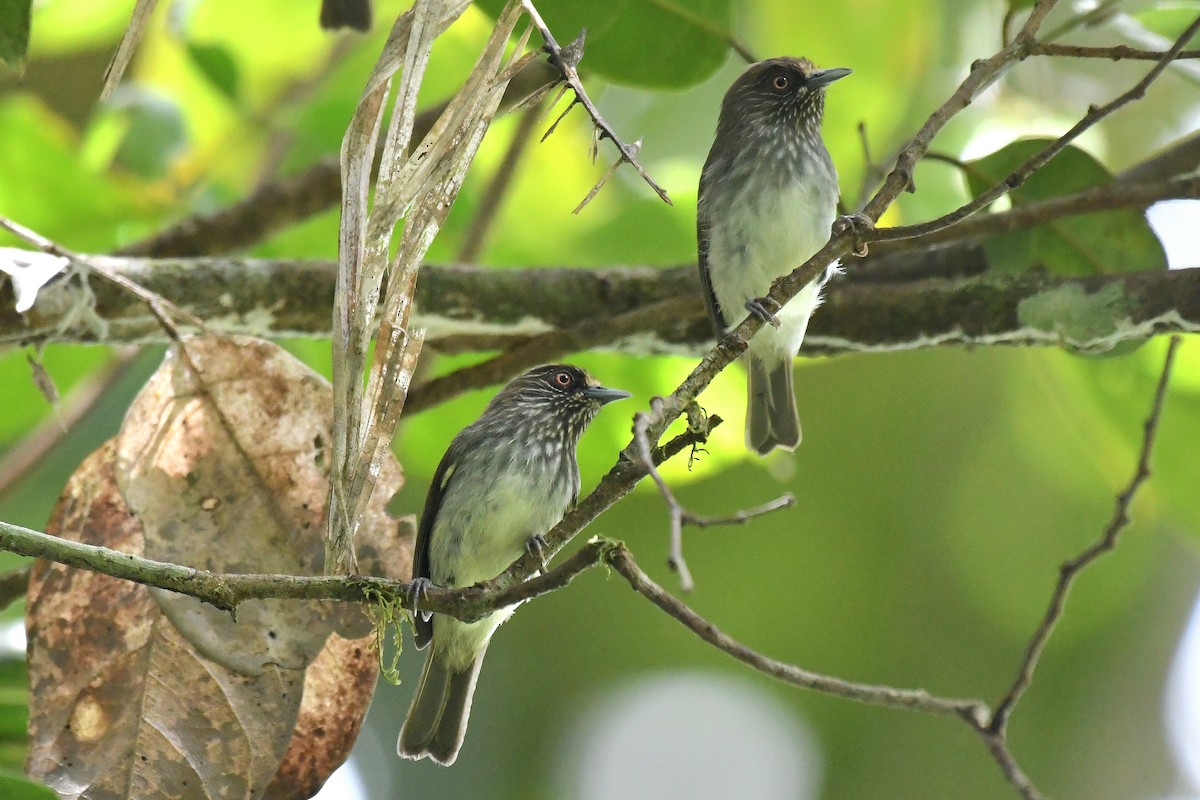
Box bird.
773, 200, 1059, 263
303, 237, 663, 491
320, 0, 371, 31
697, 57, 850, 455
397, 364, 631, 765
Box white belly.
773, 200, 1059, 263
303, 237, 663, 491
428, 467, 571, 670
707, 181, 836, 362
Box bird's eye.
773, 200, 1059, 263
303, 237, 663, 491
553, 371, 574, 388
771, 74, 790, 92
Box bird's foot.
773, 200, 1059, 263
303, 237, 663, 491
525, 534, 550, 573
832, 213, 875, 257
745, 297, 782, 328
405, 577, 434, 623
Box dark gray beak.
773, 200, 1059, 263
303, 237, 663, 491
583, 385, 632, 405
809, 67, 851, 90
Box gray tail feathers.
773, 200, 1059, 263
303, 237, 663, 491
397, 651, 485, 766
745, 354, 800, 455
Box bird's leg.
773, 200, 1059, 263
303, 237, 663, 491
405, 577, 434, 622
745, 296, 783, 328
525, 533, 550, 573
832, 213, 875, 257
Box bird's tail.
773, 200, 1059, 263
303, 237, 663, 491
397, 649, 485, 766
746, 354, 800, 455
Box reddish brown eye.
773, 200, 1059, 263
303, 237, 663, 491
554, 371, 573, 388
772, 75, 789, 92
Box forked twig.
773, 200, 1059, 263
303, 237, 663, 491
990, 336, 1182, 733
633, 398, 791, 591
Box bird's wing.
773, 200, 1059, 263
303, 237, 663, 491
412, 439, 464, 649
696, 176, 728, 341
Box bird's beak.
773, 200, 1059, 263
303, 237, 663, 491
583, 385, 632, 405
809, 67, 851, 90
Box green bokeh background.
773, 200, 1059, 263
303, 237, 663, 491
1, 0, 1199, 798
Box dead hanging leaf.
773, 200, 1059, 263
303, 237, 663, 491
26, 335, 414, 800
26, 443, 306, 800
115, 335, 407, 676
261, 633, 377, 800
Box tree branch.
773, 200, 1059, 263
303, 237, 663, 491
116, 60, 558, 259
4, 252, 1197, 357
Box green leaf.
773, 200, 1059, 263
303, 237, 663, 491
1132, 6, 1200, 45
185, 42, 241, 102
965, 139, 1167, 276
0, 771, 55, 800
1006, 0, 1036, 9
476, 0, 734, 88
0, 0, 31, 73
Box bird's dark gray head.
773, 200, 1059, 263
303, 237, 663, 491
482, 364, 631, 442
714, 57, 850, 150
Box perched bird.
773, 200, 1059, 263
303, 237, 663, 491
398, 364, 631, 765
320, 0, 371, 31
697, 57, 850, 455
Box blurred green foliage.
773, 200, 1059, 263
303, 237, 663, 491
0, 1, 1198, 799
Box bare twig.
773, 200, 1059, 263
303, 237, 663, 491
603, 544, 989, 720
989, 335, 1182, 733
522, 1, 672, 205
860, 0, 1064, 222
1031, 42, 1200, 60
908, 176, 1200, 247
573, 139, 640, 213
975, 734, 1048, 800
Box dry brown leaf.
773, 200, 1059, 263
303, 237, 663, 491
26, 335, 414, 799
115, 335, 406, 676
26, 443, 305, 800
261, 634, 377, 800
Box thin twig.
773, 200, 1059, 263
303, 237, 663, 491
907, 176, 1200, 248
573, 139, 639, 213
603, 544, 990, 720
1031, 42, 1200, 60
989, 335, 1182, 733
100, 0, 157, 102
975, 733, 1048, 800
522, 1, 672, 205
860, 0, 1064, 222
